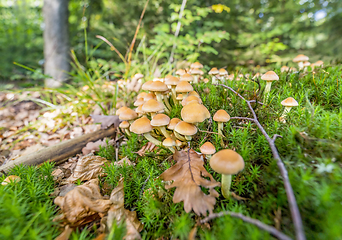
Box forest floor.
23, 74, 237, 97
0, 65, 342, 239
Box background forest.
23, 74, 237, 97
0, 0, 341, 81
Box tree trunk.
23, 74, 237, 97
43, 0, 70, 88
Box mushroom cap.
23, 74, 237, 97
180, 73, 194, 82
303, 61, 311, 67
190, 62, 203, 69
219, 68, 228, 75
293, 54, 309, 62
190, 68, 204, 75
144, 81, 168, 92
119, 108, 138, 121
151, 114, 170, 127
200, 142, 216, 155
133, 73, 144, 80
181, 102, 210, 123
175, 139, 183, 147
209, 67, 219, 75
188, 91, 200, 97
164, 75, 179, 86
119, 121, 130, 129
176, 81, 193, 93
135, 105, 145, 115
168, 118, 182, 130
116, 106, 129, 116
182, 95, 202, 106
163, 137, 176, 147
143, 92, 156, 101
130, 116, 153, 134
134, 98, 145, 106
281, 97, 298, 107
210, 149, 245, 175
261, 71, 279, 81
213, 109, 230, 122
137, 92, 148, 99
314, 60, 324, 66
176, 94, 183, 101
141, 81, 154, 91
280, 66, 289, 72
176, 69, 186, 76
175, 121, 197, 136
142, 99, 164, 113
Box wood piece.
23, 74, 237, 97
0, 126, 117, 176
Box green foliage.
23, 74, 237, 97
0, 162, 58, 240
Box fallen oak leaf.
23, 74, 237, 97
66, 155, 109, 183
54, 179, 112, 227
135, 142, 157, 156
106, 178, 143, 240
91, 115, 120, 129
160, 149, 220, 216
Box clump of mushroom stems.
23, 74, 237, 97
158, 126, 171, 138
143, 133, 162, 146
174, 131, 186, 141
155, 93, 170, 114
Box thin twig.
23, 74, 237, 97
272, 134, 283, 142
218, 84, 306, 240
201, 211, 292, 240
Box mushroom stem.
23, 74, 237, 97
193, 75, 199, 84
159, 126, 171, 138
171, 87, 177, 104
263, 81, 273, 102
185, 135, 192, 141
174, 131, 186, 141
143, 132, 161, 146
221, 174, 232, 199
298, 61, 304, 70
156, 93, 170, 114
162, 94, 172, 112
167, 147, 175, 153
217, 122, 224, 147
125, 129, 131, 137
212, 76, 217, 84
280, 106, 292, 119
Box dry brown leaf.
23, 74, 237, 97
54, 179, 112, 227
107, 178, 143, 240
114, 156, 135, 167
82, 139, 115, 155
160, 149, 220, 216
55, 225, 73, 240
91, 115, 120, 129
66, 155, 109, 183
135, 142, 157, 156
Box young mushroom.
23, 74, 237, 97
119, 121, 131, 136
261, 70, 279, 102
151, 114, 171, 138
130, 116, 161, 146
280, 97, 299, 123
210, 149, 245, 199
163, 137, 176, 153
213, 110, 230, 136
200, 142, 216, 159
209, 68, 219, 84
174, 121, 197, 141
293, 54, 309, 70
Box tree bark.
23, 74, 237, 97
43, 0, 70, 88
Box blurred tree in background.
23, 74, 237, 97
0, 0, 341, 81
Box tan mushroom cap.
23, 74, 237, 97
143, 92, 156, 101
314, 60, 324, 66
182, 95, 202, 106
261, 71, 279, 81
213, 109, 230, 122
174, 121, 197, 136
188, 91, 200, 97
281, 66, 289, 72
151, 114, 170, 127
119, 108, 138, 121
176, 69, 186, 76
200, 142, 216, 155
137, 92, 148, 99
219, 68, 228, 75
163, 137, 176, 147
141, 81, 154, 91
210, 149, 245, 175
116, 106, 129, 116
180, 73, 194, 82
190, 68, 204, 75
181, 102, 210, 123
130, 116, 153, 134
164, 75, 179, 86
144, 80, 169, 92
176, 94, 183, 101
176, 81, 193, 93
281, 97, 298, 107
168, 118, 182, 130
303, 61, 311, 67
135, 105, 145, 115
119, 121, 130, 129
209, 67, 219, 75
293, 54, 309, 63
142, 99, 164, 113
134, 98, 145, 106
190, 62, 203, 69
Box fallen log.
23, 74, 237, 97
0, 126, 117, 176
